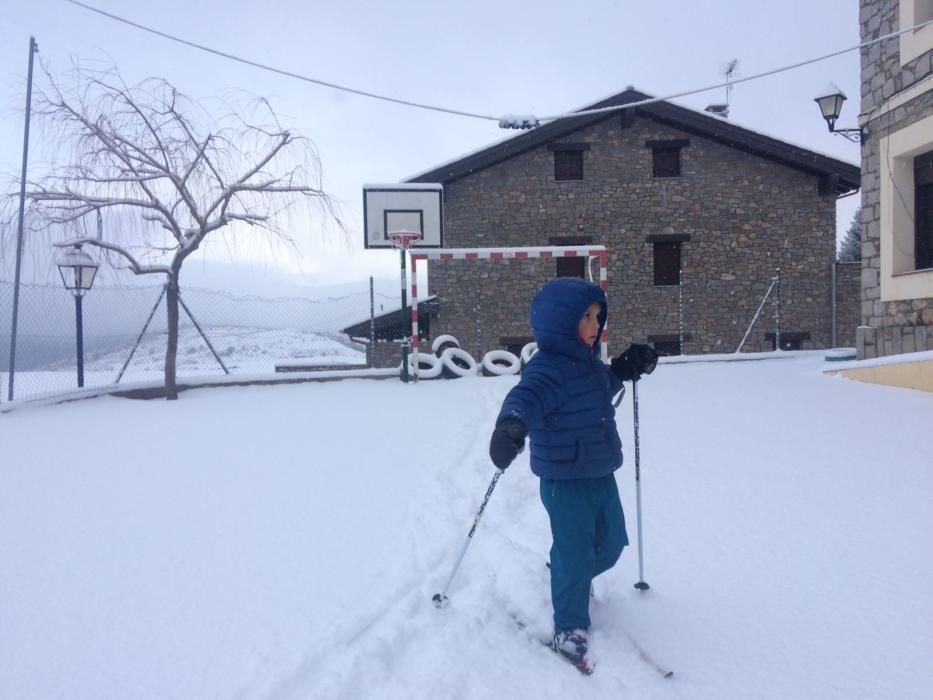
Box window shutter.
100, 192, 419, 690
653, 241, 682, 285
554, 150, 584, 181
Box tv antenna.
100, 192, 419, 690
724, 59, 739, 111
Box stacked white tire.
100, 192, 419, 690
439, 347, 477, 378
481, 350, 521, 377
520, 342, 538, 370
407, 334, 532, 379
432, 334, 460, 357
404, 352, 443, 379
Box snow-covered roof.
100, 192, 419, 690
407, 87, 859, 193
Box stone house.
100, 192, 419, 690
856, 0, 933, 361
408, 88, 860, 359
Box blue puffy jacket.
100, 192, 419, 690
496, 277, 624, 480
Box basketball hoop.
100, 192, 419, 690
388, 230, 422, 250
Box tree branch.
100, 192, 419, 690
57, 237, 171, 277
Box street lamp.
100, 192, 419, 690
814, 83, 865, 143
54, 243, 98, 388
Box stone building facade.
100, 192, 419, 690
857, 0, 933, 358
834, 261, 862, 347
410, 89, 860, 359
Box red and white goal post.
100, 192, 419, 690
409, 245, 609, 379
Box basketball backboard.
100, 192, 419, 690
363, 184, 443, 249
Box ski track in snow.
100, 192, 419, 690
244, 379, 679, 700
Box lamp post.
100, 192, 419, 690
55, 244, 98, 388
814, 83, 865, 143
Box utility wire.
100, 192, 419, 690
535, 16, 933, 123
66, 0, 933, 127
64, 0, 499, 122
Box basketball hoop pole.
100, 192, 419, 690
389, 231, 421, 383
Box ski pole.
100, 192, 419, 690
632, 379, 650, 591
433, 468, 504, 608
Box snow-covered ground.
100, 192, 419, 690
4, 326, 365, 401
1, 352, 931, 699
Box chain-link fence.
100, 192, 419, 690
2, 259, 863, 403
0, 279, 405, 403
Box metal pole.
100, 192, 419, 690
678, 264, 685, 355
75, 294, 85, 388
735, 276, 778, 353
599, 251, 609, 362
633, 379, 649, 591
774, 269, 782, 351
116, 286, 165, 383
831, 262, 837, 348
178, 292, 229, 374
400, 247, 409, 383
432, 469, 504, 608
410, 254, 419, 382
7, 36, 39, 401
369, 276, 375, 368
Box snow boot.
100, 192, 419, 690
552, 628, 589, 666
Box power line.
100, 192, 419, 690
65, 0, 933, 128
535, 17, 933, 123
64, 0, 498, 123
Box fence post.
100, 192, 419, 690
774, 269, 781, 351
831, 262, 837, 348
7, 37, 39, 402
678, 264, 685, 355
369, 276, 375, 368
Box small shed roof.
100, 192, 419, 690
341, 296, 439, 342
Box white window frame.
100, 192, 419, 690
900, 0, 933, 66
879, 111, 933, 301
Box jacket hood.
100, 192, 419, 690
530, 277, 607, 359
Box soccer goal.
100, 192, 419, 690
409, 245, 609, 379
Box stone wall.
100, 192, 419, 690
428, 114, 841, 357
370, 341, 404, 369
857, 0, 933, 359
834, 261, 861, 347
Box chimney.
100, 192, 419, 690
705, 104, 729, 118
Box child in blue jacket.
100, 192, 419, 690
488, 277, 657, 666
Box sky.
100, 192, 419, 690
0, 0, 863, 294
1, 351, 931, 699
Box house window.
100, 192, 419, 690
652, 148, 681, 177
879, 113, 933, 300
647, 334, 691, 357
501, 336, 535, 357
549, 236, 591, 278
915, 149, 933, 270
915, 0, 933, 24
549, 143, 589, 181
556, 256, 585, 277
899, 0, 933, 65
653, 340, 681, 356
646, 139, 689, 178
765, 331, 811, 351
653, 241, 681, 285
554, 150, 583, 181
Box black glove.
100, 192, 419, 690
610, 343, 659, 382
489, 417, 528, 470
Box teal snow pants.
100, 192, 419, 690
539, 473, 629, 633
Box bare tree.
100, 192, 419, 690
14, 65, 341, 399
